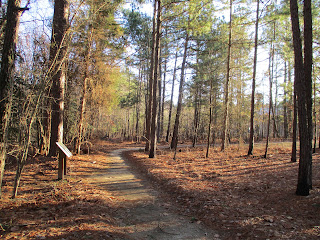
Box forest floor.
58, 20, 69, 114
0, 140, 319, 239
125, 141, 320, 239
1, 140, 218, 240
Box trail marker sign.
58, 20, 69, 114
56, 142, 73, 180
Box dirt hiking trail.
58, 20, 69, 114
86, 147, 220, 240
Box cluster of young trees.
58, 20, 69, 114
0, 0, 318, 198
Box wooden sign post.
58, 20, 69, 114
56, 142, 73, 180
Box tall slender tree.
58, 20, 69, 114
166, 50, 178, 142
290, 0, 313, 196
0, 0, 26, 198
49, 0, 69, 156
221, 0, 232, 151
145, 0, 157, 152
149, 0, 161, 158
248, 0, 260, 155
171, 33, 189, 150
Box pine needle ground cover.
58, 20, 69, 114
125, 142, 320, 239
0, 140, 140, 240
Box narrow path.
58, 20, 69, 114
86, 148, 221, 240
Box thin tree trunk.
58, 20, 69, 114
284, 61, 288, 139
291, 90, 297, 162
136, 66, 142, 142
206, 77, 214, 158
49, 0, 69, 156
160, 52, 166, 139
149, 0, 161, 158
192, 86, 199, 147
313, 77, 316, 153
248, 0, 259, 155
264, 46, 273, 159
273, 54, 279, 139
171, 33, 189, 150
212, 92, 217, 147
157, 56, 162, 140
41, 95, 51, 155
77, 29, 92, 154
145, 0, 157, 152
166, 50, 177, 142
221, 0, 232, 151
0, 0, 24, 198
288, 61, 293, 130
77, 74, 87, 154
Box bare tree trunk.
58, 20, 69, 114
212, 92, 217, 147
291, 90, 297, 162
248, 0, 260, 155
288, 61, 293, 130
145, 0, 157, 152
313, 77, 316, 153
157, 56, 162, 140
160, 51, 166, 139
41, 95, 51, 155
192, 86, 199, 147
136, 66, 142, 142
221, 0, 232, 151
303, 0, 313, 190
166, 50, 177, 142
206, 77, 214, 158
273, 54, 279, 139
0, 0, 24, 198
49, 0, 69, 156
290, 0, 312, 196
264, 47, 273, 159
298, 0, 313, 189
149, 0, 161, 158
77, 29, 93, 154
283, 61, 289, 139
171, 33, 189, 150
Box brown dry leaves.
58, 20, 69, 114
0, 140, 136, 240
126, 142, 320, 240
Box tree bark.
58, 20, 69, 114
283, 61, 288, 139
49, 0, 69, 156
0, 0, 24, 198
192, 85, 200, 147
248, 0, 259, 155
303, 0, 313, 189
221, 0, 232, 151
290, 0, 312, 196
165, 50, 178, 142
149, 0, 161, 158
206, 77, 214, 158
313, 78, 316, 153
145, 0, 157, 152
157, 56, 162, 140
160, 52, 166, 139
171, 33, 189, 150
264, 44, 273, 159
291, 90, 297, 162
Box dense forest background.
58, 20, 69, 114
0, 0, 319, 197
